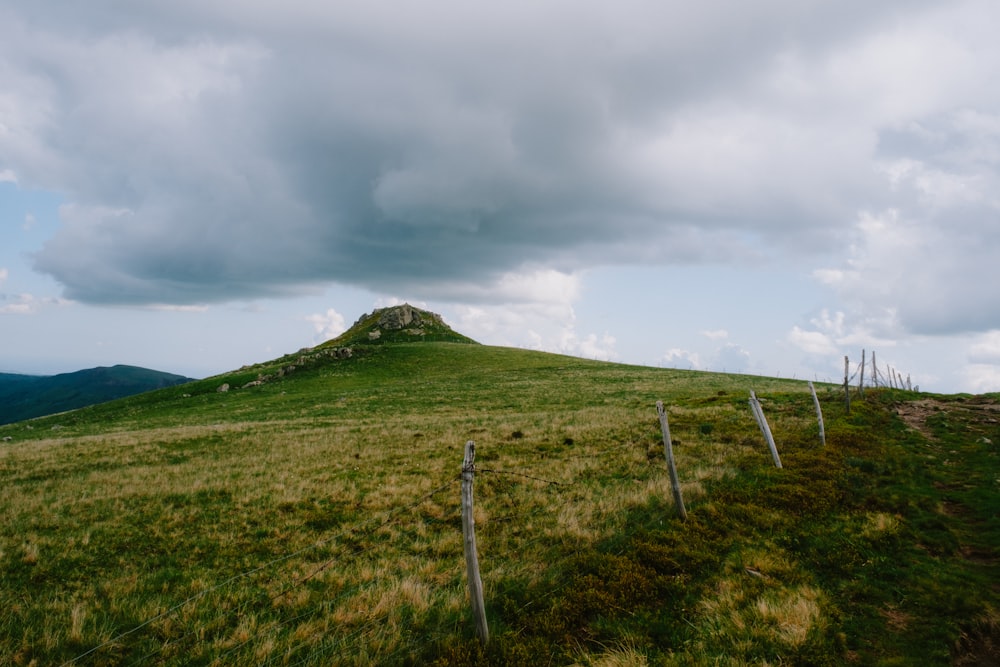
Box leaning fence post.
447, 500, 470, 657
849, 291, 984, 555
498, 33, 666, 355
461, 440, 489, 645
808, 381, 826, 447
749, 391, 782, 468
656, 401, 687, 520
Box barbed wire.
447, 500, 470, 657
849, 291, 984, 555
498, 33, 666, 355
476, 467, 568, 486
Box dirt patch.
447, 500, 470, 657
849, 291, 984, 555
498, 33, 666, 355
894, 399, 946, 440
880, 606, 912, 631
953, 609, 1000, 667
894, 396, 1000, 441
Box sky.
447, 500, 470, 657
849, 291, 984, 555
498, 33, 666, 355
2, 1, 999, 393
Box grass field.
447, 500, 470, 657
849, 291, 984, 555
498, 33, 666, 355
1, 342, 998, 665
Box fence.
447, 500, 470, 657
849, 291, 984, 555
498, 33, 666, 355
842, 350, 917, 413
62, 388, 831, 664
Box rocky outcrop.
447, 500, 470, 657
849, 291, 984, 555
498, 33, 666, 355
333, 304, 476, 347
378, 304, 422, 330
227, 346, 353, 391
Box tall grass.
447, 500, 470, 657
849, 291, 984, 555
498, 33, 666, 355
1, 343, 997, 665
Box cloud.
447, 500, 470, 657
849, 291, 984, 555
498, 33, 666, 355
968, 331, 1000, 365
0, 170, 16, 183
788, 308, 900, 359
713, 343, 752, 373
962, 364, 1000, 394
662, 348, 702, 370
703, 329, 729, 341
0, 268, 8, 285
448, 284, 617, 361
817, 201, 1000, 336
0, 291, 72, 315
1, 0, 997, 340
0, 293, 36, 314
559, 331, 618, 362
148, 304, 209, 313
788, 326, 839, 357
306, 308, 347, 343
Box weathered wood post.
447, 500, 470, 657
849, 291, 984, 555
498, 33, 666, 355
461, 441, 489, 644
872, 351, 879, 387
808, 381, 826, 447
656, 401, 687, 521
843, 356, 851, 414
749, 391, 782, 468
859, 349, 866, 397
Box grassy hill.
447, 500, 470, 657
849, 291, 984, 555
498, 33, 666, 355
0, 365, 194, 425
1, 340, 997, 665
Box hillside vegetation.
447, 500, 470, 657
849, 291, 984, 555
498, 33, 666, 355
1, 341, 997, 665
0, 365, 194, 425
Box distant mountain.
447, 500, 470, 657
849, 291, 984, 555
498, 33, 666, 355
0, 365, 195, 425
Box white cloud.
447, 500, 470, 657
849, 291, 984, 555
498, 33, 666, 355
0, 293, 36, 315
306, 308, 347, 343
961, 364, 1000, 394
713, 343, 752, 374
829, 207, 1000, 335
0, 267, 8, 284
559, 330, 618, 361
968, 331, 1000, 365
788, 326, 838, 356
447, 286, 617, 361
662, 348, 702, 370
23, 212, 35, 231
703, 329, 729, 341
433, 269, 581, 306
147, 304, 209, 313
788, 307, 900, 359
0, 169, 16, 183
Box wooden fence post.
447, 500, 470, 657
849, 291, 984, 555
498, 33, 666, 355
656, 401, 687, 520
872, 351, 879, 387
749, 391, 782, 468
808, 381, 826, 447
461, 441, 489, 645
843, 356, 851, 414
859, 349, 866, 397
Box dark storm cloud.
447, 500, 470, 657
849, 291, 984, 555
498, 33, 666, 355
4, 0, 999, 333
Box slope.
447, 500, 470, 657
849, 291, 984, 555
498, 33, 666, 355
0, 342, 997, 666
0, 365, 195, 425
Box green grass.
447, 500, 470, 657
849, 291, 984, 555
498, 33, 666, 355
1, 343, 997, 665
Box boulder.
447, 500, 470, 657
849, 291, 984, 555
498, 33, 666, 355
378, 304, 422, 330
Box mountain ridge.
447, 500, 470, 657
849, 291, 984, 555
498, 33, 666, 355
0, 364, 194, 425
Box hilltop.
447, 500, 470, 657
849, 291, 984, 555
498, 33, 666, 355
0, 364, 194, 425
322, 303, 478, 347
1, 322, 997, 665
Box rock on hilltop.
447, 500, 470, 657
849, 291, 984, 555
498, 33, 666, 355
321, 304, 478, 347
